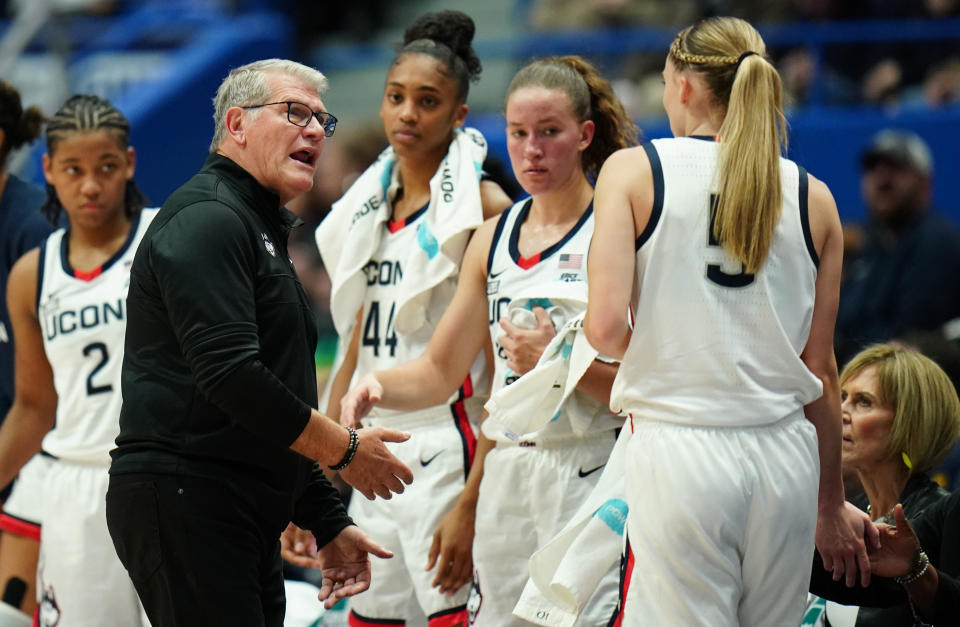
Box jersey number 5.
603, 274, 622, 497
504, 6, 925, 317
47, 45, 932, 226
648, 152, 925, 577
707, 194, 755, 288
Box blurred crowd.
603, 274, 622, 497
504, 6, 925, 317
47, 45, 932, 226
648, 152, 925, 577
4, 0, 959, 118
526, 0, 960, 117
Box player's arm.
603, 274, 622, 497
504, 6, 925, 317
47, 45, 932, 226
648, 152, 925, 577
0, 249, 56, 488
500, 307, 618, 404
480, 180, 513, 220
326, 309, 362, 425
341, 218, 497, 418
801, 174, 877, 587
574, 359, 619, 405
585, 147, 651, 360
427, 410, 495, 593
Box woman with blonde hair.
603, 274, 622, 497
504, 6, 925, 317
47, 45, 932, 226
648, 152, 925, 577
809, 343, 960, 626
841, 344, 960, 510
585, 16, 874, 625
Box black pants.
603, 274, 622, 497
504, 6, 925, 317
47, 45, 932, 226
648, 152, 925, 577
106, 473, 286, 627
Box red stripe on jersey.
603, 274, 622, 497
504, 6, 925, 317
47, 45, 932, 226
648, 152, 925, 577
387, 219, 405, 233
611, 539, 635, 627
0, 513, 41, 541
72, 265, 103, 281
428, 606, 467, 627
349, 610, 404, 625
452, 397, 477, 468
517, 252, 541, 269
460, 373, 473, 400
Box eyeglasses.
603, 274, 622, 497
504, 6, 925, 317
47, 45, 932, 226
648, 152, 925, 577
242, 101, 338, 137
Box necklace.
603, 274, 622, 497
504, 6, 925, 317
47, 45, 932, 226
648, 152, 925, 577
866, 504, 895, 525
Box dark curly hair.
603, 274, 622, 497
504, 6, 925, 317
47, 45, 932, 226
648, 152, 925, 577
0, 81, 44, 168
42, 94, 147, 224
393, 10, 482, 102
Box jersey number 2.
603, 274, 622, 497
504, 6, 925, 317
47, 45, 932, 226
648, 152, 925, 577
83, 342, 113, 395
707, 194, 755, 288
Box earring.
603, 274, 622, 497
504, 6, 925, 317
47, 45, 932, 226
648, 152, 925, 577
901, 451, 913, 470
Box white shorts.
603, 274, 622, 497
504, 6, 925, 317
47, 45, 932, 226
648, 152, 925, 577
0, 454, 54, 539
36, 460, 147, 627
469, 431, 619, 627
620, 411, 819, 627
347, 405, 477, 626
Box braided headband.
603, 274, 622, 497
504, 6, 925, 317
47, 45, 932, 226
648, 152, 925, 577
670, 35, 758, 68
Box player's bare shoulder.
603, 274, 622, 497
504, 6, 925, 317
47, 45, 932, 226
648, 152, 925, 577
607, 144, 651, 174
464, 211, 507, 283
480, 179, 513, 220
804, 171, 842, 256
596, 145, 655, 235
7, 246, 42, 314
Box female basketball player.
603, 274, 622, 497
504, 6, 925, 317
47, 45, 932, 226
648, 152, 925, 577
337, 55, 638, 626
312, 11, 512, 627
584, 16, 876, 625
0, 94, 153, 626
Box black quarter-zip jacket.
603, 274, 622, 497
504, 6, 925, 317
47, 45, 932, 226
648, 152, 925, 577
112, 153, 350, 544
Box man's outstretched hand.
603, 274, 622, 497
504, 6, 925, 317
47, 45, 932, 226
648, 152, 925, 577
315, 525, 393, 610
280, 523, 393, 609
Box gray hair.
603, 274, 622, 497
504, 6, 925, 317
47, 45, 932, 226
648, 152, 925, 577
210, 59, 328, 152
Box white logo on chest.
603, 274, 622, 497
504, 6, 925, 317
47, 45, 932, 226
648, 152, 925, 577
261, 233, 276, 257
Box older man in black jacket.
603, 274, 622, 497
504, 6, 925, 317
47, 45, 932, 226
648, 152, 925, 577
106, 59, 414, 627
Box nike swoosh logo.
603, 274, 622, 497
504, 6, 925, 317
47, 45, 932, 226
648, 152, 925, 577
420, 451, 443, 467
578, 464, 605, 478
489, 269, 506, 279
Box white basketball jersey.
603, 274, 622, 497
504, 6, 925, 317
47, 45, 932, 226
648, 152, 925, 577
485, 199, 619, 441
38, 208, 158, 463
358, 206, 483, 418
610, 138, 822, 427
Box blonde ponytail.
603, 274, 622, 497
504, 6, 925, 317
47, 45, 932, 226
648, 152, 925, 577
670, 17, 787, 274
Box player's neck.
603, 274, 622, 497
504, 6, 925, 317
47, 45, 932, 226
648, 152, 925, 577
528, 175, 594, 227
397, 150, 444, 194
68, 215, 133, 271
393, 156, 439, 222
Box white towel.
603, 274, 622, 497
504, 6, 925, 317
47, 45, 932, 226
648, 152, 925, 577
484, 313, 597, 440
513, 426, 632, 627
483, 281, 604, 440
315, 127, 488, 339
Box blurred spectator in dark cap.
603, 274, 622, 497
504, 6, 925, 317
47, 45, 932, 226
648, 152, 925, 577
836, 129, 960, 365
861, 128, 933, 181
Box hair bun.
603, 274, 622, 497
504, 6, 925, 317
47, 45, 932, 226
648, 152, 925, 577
403, 10, 481, 81
13, 105, 45, 149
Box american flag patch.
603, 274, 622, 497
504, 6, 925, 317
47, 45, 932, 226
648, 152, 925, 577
558, 253, 583, 269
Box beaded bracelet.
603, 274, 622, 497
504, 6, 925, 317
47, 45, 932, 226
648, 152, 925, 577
894, 550, 930, 586
329, 427, 359, 471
